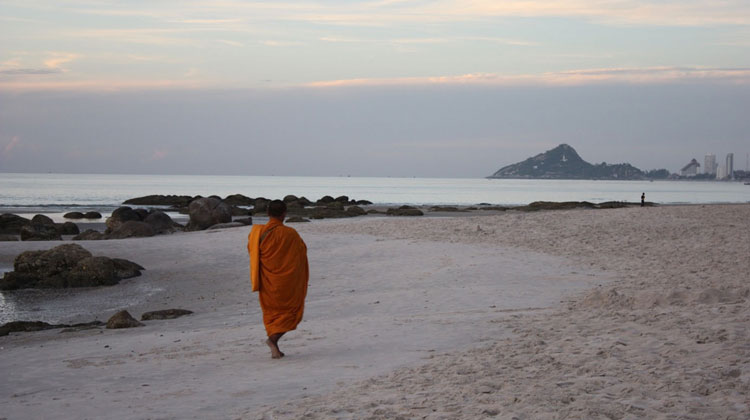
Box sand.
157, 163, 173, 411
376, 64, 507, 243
1, 204, 748, 419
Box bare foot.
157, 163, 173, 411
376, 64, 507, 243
265, 338, 284, 359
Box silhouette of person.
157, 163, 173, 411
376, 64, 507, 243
641, 193, 645, 207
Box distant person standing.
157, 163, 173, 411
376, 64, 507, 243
247, 200, 309, 359
641, 193, 645, 207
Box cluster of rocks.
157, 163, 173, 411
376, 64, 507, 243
0, 213, 80, 241
63, 211, 102, 219
0, 308, 193, 336
0, 243, 144, 290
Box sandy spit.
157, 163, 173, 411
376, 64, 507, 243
0, 204, 748, 419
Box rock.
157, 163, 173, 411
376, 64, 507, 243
346, 206, 367, 216
143, 210, 178, 234
141, 309, 193, 321
84, 211, 102, 219
0, 244, 143, 290
107, 221, 155, 239
0, 321, 56, 336
64, 211, 85, 219
310, 207, 352, 219
597, 201, 630, 209
283, 195, 299, 203
0, 213, 31, 235
0, 234, 19, 241
0, 320, 104, 336
106, 310, 144, 329
106, 206, 142, 233
429, 206, 464, 212
355, 200, 373, 205
286, 217, 310, 223
20, 224, 62, 241
207, 222, 245, 230
334, 195, 351, 204
55, 221, 80, 235
233, 217, 253, 226
386, 206, 424, 216
31, 214, 55, 225
66, 256, 119, 287
297, 196, 313, 206
252, 198, 269, 214
73, 229, 106, 240
224, 194, 255, 206
515, 201, 596, 212
111, 258, 145, 279
316, 195, 335, 205
123, 195, 194, 207
187, 197, 232, 231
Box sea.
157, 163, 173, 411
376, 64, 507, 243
2, 172, 749, 324
2, 172, 749, 220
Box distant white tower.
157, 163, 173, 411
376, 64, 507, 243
704, 154, 717, 175
726, 153, 734, 180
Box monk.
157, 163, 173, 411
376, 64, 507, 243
247, 200, 309, 359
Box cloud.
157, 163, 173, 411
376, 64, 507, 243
149, 148, 168, 161
307, 67, 750, 87
217, 39, 245, 47
2, 136, 20, 158
0, 68, 63, 75
43, 53, 79, 70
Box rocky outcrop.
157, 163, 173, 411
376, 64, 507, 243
187, 197, 232, 231
106, 310, 144, 329
0, 243, 144, 290
106, 207, 141, 232
143, 210, 178, 234
488, 144, 659, 180
141, 309, 193, 320
84, 211, 102, 219
0, 234, 19, 241
234, 217, 253, 226
286, 217, 310, 223
207, 222, 245, 230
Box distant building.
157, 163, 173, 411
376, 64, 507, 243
704, 154, 717, 175
680, 158, 700, 177
726, 153, 734, 180
716, 165, 726, 180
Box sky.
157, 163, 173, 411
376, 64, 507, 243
1, 0, 749, 177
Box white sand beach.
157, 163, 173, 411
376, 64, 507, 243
1, 204, 748, 419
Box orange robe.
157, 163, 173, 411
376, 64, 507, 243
247, 218, 309, 336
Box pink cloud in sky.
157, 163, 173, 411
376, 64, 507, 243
149, 148, 168, 161
2, 136, 20, 157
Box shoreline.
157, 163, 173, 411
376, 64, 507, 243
0, 203, 748, 419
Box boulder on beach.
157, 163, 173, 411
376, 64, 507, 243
31, 214, 55, 226
345, 205, 367, 216
0, 320, 104, 337
0, 214, 31, 235
233, 217, 253, 226
252, 198, 269, 214
286, 216, 310, 223
106, 206, 142, 233
207, 222, 245, 230
20, 223, 62, 241
64, 211, 85, 219
316, 195, 335, 205
107, 221, 155, 239
106, 310, 144, 329
143, 210, 179, 234
386, 206, 424, 216
55, 221, 80, 235
0, 234, 19, 241
187, 197, 232, 231
141, 309, 193, 321
0, 243, 144, 290
84, 211, 103, 219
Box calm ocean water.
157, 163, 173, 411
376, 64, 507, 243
1, 173, 749, 219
